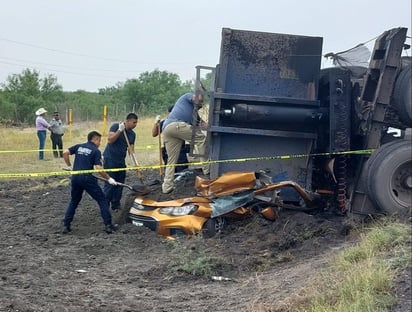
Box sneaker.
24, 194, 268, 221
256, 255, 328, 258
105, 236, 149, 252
62, 225, 71, 234
105, 224, 118, 234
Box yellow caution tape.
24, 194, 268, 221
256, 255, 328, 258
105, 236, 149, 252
0, 149, 374, 179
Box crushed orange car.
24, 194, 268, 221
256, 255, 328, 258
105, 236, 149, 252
127, 171, 315, 237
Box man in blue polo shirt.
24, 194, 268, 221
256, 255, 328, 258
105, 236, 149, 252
161, 92, 209, 194
103, 113, 138, 210
152, 105, 189, 174
62, 131, 119, 234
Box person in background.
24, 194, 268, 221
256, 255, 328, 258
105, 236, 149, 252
49, 111, 64, 158
103, 113, 138, 211
62, 131, 119, 234
152, 105, 189, 173
35, 108, 51, 160
161, 92, 209, 194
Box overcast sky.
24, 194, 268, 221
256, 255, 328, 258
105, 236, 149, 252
0, 0, 410, 92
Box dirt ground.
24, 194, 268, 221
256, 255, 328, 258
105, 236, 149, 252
0, 170, 410, 312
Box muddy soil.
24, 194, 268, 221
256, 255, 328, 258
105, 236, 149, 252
0, 170, 410, 312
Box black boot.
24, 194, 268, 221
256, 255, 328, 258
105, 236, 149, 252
62, 225, 71, 234
105, 224, 118, 234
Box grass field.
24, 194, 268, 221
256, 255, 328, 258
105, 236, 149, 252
0, 117, 161, 177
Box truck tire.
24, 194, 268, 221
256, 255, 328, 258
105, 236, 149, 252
367, 140, 412, 217
362, 140, 406, 194
365, 139, 408, 172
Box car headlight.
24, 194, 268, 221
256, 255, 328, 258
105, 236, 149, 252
159, 205, 198, 216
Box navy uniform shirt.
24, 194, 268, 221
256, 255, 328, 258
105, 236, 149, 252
103, 123, 136, 166
69, 141, 102, 172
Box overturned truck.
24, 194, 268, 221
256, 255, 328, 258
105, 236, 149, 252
194, 27, 411, 218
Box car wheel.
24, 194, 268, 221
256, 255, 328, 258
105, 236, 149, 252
367, 140, 412, 218
202, 217, 225, 238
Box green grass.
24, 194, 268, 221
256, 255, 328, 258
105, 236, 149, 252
274, 220, 411, 312
167, 237, 226, 278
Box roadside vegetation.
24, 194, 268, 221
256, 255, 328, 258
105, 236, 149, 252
0, 68, 193, 125
273, 219, 411, 312
0, 67, 213, 126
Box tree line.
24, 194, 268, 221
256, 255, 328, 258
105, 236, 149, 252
0, 68, 195, 125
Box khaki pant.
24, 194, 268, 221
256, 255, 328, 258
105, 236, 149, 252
162, 121, 209, 193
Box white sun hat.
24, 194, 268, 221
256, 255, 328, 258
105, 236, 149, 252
35, 108, 47, 116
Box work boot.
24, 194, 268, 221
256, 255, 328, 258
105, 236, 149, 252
62, 225, 71, 234
162, 184, 175, 194
111, 204, 121, 211
105, 224, 118, 234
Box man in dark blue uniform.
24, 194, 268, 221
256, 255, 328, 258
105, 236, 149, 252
62, 131, 119, 234
103, 113, 138, 210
